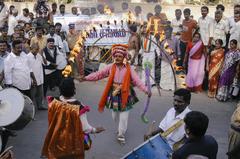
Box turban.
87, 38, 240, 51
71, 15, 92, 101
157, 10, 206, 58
111, 44, 128, 58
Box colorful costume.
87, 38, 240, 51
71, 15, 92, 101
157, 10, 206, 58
216, 49, 240, 101
208, 48, 224, 98
85, 44, 148, 142
185, 41, 205, 92
42, 96, 96, 159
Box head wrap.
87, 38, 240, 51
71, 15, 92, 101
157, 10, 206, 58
111, 44, 128, 58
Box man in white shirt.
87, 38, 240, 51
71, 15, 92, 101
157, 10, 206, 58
27, 43, 47, 110
8, 9, 18, 35
4, 40, 37, 97
46, 25, 64, 50
229, 12, 240, 49
198, 6, 213, 48
171, 9, 183, 38
17, 8, 31, 27
144, 88, 192, 150
212, 10, 228, 47
0, 40, 9, 85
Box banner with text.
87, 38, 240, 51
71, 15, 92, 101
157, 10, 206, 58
54, 14, 130, 46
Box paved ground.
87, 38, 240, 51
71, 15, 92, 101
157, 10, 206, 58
7, 81, 237, 159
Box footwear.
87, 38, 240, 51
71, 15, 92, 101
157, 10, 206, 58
117, 135, 126, 144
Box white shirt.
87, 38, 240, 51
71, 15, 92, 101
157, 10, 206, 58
171, 18, 183, 35
46, 34, 64, 50
229, 21, 240, 49
27, 53, 44, 85
8, 15, 18, 35
198, 16, 214, 46
212, 19, 228, 46
228, 16, 235, 30
159, 107, 191, 148
4, 52, 32, 90
16, 15, 31, 26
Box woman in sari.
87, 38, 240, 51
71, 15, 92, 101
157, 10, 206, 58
184, 32, 205, 92
208, 39, 225, 98
216, 39, 240, 102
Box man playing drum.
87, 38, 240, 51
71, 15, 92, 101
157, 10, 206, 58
144, 88, 191, 150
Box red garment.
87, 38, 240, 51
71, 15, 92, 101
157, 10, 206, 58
186, 42, 204, 60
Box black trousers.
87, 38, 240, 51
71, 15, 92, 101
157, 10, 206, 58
177, 40, 188, 67
43, 71, 58, 97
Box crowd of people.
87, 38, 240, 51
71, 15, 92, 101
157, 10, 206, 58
0, 0, 240, 158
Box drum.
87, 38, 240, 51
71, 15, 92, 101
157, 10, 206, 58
0, 88, 35, 131
122, 135, 172, 159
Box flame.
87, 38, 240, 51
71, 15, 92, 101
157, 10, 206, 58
159, 31, 165, 42
153, 19, 160, 36
164, 41, 174, 55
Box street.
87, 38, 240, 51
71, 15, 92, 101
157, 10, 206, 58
7, 81, 237, 159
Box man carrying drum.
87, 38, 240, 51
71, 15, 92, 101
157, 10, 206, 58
144, 88, 191, 150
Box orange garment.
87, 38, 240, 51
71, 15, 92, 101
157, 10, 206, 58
41, 99, 84, 159
208, 48, 224, 98
98, 64, 131, 112
180, 19, 197, 43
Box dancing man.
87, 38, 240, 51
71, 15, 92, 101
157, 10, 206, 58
79, 44, 151, 144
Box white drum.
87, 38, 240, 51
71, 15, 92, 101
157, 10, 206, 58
0, 88, 35, 131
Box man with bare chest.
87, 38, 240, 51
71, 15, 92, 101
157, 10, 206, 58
128, 24, 140, 65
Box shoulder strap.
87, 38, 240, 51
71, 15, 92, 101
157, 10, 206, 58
161, 119, 184, 138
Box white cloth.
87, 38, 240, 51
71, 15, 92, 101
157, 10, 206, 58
229, 21, 240, 49
8, 15, 18, 35
212, 19, 228, 46
4, 52, 32, 90
198, 16, 214, 46
16, 15, 31, 26
112, 110, 129, 136
27, 53, 44, 86
0, 4, 8, 28
159, 107, 191, 148
46, 34, 64, 50
59, 96, 96, 133
228, 17, 235, 30
171, 18, 183, 35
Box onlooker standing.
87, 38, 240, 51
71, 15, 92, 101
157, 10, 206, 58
229, 12, 240, 49
71, 6, 80, 16
42, 38, 58, 97
212, 10, 228, 49
4, 40, 37, 97
49, 2, 58, 25
198, 6, 213, 49
178, 8, 197, 67
46, 25, 64, 50
58, 4, 67, 16
30, 26, 47, 53
27, 43, 47, 110
8, 9, 18, 36
208, 39, 224, 98
17, 8, 31, 27
171, 9, 183, 38
216, 40, 240, 102
184, 32, 205, 92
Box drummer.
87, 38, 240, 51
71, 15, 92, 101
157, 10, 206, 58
144, 88, 191, 150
